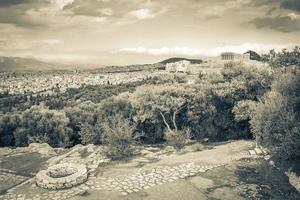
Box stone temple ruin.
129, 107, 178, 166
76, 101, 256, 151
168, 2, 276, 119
36, 163, 88, 190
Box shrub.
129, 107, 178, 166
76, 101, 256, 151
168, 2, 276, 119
250, 72, 300, 159
14, 106, 73, 147
164, 129, 188, 150
102, 115, 136, 159
0, 114, 21, 146
77, 97, 134, 145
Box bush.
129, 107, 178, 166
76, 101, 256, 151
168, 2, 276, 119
102, 115, 136, 159
0, 114, 21, 146
14, 106, 73, 147
77, 97, 134, 145
164, 129, 190, 150
250, 72, 300, 159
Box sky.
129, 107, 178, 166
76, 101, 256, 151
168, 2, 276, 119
0, 0, 300, 65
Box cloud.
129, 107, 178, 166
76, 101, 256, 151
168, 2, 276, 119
195, 0, 251, 20
42, 39, 63, 45
251, 15, 300, 32
129, 9, 156, 19
281, 0, 300, 12
0, 0, 31, 7
98, 8, 113, 16
120, 43, 289, 56
50, 0, 74, 10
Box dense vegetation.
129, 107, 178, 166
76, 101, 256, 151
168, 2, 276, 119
0, 47, 299, 161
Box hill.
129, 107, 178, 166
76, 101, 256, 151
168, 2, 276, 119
245, 50, 261, 61
0, 56, 65, 72
159, 57, 203, 65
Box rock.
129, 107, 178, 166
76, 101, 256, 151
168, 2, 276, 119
86, 144, 96, 153
183, 143, 204, 152
163, 146, 176, 153
144, 147, 161, 152
190, 176, 214, 189
254, 148, 263, 155
140, 149, 153, 155
285, 171, 300, 192
249, 150, 256, 155
29, 143, 56, 156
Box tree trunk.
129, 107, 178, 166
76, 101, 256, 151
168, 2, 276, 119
172, 110, 178, 132
159, 111, 172, 132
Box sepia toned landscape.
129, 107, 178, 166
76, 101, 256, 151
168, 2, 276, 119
0, 0, 300, 200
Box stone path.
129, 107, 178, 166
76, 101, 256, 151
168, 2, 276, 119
87, 162, 225, 196
0, 162, 225, 200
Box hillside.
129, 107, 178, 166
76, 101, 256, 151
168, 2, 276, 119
0, 56, 65, 72
159, 57, 203, 65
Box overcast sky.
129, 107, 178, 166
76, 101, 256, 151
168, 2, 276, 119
0, 0, 300, 65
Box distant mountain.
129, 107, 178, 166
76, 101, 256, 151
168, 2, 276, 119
0, 56, 64, 72
159, 57, 203, 65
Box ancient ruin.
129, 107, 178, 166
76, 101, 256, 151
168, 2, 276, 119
35, 163, 88, 190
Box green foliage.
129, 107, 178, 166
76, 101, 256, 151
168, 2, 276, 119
186, 85, 218, 140
250, 72, 300, 159
77, 96, 134, 145
0, 114, 21, 146
268, 46, 300, 68
232, 100, 257, 122
102, 115, 136, 159
246, 50, 261, 61
14, 106, 73, 147
187, 62, 274, 141
221, 62, 274, 100
129, 84, 194, 142
65, 101, 100, 144
164, 129, 190, 150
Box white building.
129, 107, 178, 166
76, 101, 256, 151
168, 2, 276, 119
220, 52, 250, 62
166, 60, 191, 73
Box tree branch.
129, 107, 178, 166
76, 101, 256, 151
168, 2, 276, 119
172, 109, 178, 132
159, 111, 172, 132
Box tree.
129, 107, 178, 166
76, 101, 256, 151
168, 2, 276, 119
268, 46, 300, 68
250, 72, 300, 159
129, 84, 194, 142
0, 114, 21, 146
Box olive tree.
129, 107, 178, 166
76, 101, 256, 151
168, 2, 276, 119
129, 84, 194, 143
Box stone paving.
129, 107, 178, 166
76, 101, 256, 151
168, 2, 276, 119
0, 162, 225, 199
87, 162, 225, 196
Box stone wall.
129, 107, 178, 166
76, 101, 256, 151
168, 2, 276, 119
36, 163, 88, 190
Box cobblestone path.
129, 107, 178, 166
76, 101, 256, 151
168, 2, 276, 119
1, 162, 224, 200
87, 162, 225, 196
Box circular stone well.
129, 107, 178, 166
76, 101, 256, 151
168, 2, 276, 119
36, 163, 88, 190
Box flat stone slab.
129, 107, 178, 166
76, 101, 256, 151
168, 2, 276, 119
249, 150, 256, 155
254, 148, 263, 155
190, 176, 214, 189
